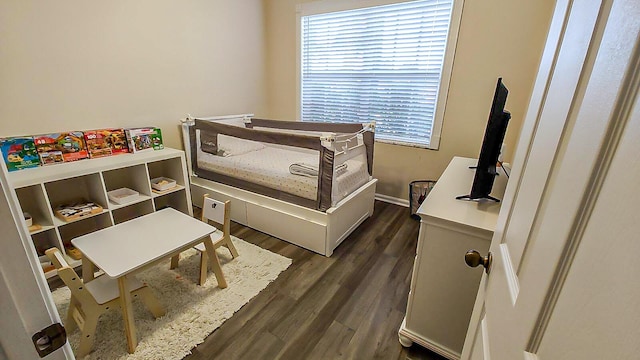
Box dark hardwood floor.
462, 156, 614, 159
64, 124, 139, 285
184, 201, 446, 360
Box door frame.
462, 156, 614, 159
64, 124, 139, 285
461, 0, 640, 357
0, 161, 73, 359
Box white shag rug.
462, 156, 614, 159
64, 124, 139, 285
51, 236, 291, 359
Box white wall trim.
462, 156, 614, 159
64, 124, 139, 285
375, 193, 409, 207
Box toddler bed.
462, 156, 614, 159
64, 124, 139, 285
181, 114, 377, 256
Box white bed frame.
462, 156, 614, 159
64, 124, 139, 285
182, 115, 377, 257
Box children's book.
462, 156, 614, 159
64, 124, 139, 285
34, 132, 88, 165
0, 137, 40, 171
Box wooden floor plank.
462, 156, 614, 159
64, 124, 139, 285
273, 284, 354, 359
269, 281, 343, 341
188, 291, 295, 358
275, 253, 336, 300
335, 253, 399, 330
306, 320, 356, 360
237, 331, 284, 360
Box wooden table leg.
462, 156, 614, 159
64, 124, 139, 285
82, 257, 95, 282
170, 254, 180, 269
202, 239, 227, 289
118, 275, 137, 353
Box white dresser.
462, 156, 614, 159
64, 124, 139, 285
398, 156, 508, 359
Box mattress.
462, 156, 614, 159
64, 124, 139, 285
196, 141, 369, 205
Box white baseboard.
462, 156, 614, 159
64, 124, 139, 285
375, 193, 409, 207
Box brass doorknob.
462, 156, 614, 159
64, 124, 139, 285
465, 250, 492, 274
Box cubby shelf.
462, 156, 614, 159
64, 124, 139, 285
108, 194, 152, 210
43, 255, 82, 279
52, 209, 111, 227
9, 148, 193, 280
29, 225, 55, 235
150, 184, 185, 198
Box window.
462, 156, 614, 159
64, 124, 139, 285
299, 0, 460, 149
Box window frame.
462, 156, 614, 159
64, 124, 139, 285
296, 0, 464, 150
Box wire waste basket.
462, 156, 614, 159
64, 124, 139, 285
409, 180, 437, 220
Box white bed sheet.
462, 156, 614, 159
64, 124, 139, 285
196, 144, 369, 205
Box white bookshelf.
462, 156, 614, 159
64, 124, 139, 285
8, 148, 193, 279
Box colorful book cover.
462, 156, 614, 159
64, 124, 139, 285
34, 132, 89, 165
125, 127, 164, 153
84, 128, 129, 158
0, 137, 40, 172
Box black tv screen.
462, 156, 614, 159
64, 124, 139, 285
458, 78, 511, 202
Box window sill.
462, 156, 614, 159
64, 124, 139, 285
376, 138, 438, 150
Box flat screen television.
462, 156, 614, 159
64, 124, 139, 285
457, 78, 511, 202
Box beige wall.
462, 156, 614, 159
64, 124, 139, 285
264, 0, 556, 200
0, 0, 555, 201
0, 1, 267, 150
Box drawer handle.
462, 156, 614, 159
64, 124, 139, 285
465, 250, 492, 274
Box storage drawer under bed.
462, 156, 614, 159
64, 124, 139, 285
246, 203, 326, 254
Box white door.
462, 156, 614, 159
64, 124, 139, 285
0, 163, 72, 359
461, 0, 640, 359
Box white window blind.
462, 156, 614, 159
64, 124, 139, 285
301, 0, 454, 148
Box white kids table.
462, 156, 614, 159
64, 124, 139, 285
72, 207, 226, 353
